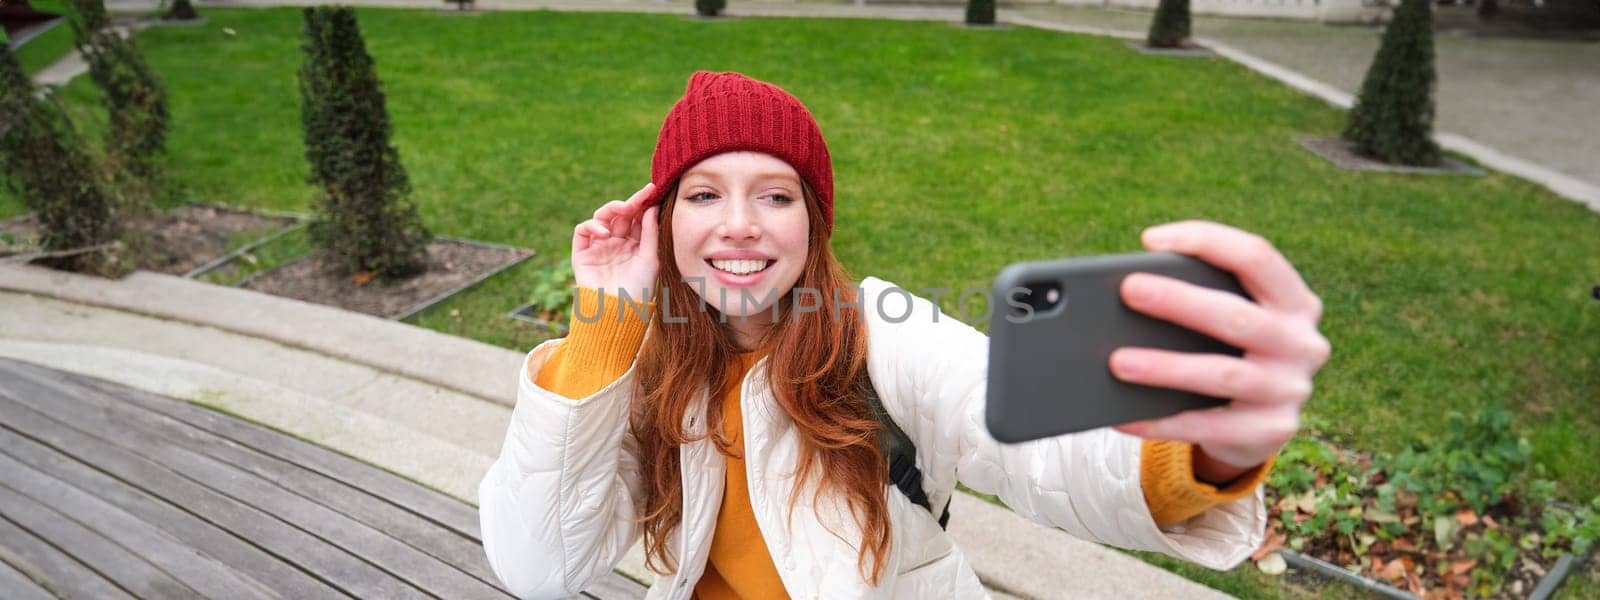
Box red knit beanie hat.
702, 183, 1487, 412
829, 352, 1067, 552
649, 71, 835, 238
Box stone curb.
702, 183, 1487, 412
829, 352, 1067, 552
0, 264, 525, 407
948, 492, 1233, 600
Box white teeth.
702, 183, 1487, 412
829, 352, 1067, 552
711, 259, 769, 275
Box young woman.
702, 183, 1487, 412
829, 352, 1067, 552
479, 71, 1330, 600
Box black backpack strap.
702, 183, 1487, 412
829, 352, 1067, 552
862, 375, 951, 530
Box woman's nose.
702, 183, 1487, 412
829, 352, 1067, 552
717, 197, 762, 240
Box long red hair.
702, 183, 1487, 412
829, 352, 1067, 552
630, 179, 892, 584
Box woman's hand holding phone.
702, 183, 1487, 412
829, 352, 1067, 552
1108, 221, 1331, 482
571, 182, 660, 302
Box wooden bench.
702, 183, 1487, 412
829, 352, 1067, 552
0, 358, 645, 599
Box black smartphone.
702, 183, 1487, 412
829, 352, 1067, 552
985, 252, 1251, 444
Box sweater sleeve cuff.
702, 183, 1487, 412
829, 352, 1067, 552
530, 287, 653, 399
1140, 440, 1274, 527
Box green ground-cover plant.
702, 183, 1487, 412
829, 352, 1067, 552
3, 9, 1597, 595
1263, 408, 1600, 598
522, 261, 575, 335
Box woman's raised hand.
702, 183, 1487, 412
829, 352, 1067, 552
1107, 221, 1331, 480
571, 183, 661, 302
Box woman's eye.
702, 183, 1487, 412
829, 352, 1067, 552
687, 192, 717, 202
767, 194, 795, 204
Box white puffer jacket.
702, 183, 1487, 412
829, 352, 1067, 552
478, 277, 1266, 600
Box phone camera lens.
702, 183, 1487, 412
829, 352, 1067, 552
1012, 281, 1064, 317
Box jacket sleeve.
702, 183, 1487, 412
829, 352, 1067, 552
477, 335, 649, 598
858, 277, 1266, 570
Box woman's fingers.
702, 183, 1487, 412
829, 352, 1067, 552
593, 183, 657, 241
637, 206, 660, 262
1120, 273, 1328, 366
593, 199, 628, 225
1141, 221, 1322, 321
1109, 348, 1312, 407
1115, 405, 1300, 454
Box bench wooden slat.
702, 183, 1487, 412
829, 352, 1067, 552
0, 365, 509, 600
0, 482, 202, 598
0, 515, 135, 600
0, 544, 60, 600
0, 397, 423, 600
76, 366, 482, 541
0, 450, 284, 599
0, 425, 341, 600
579, 571, 654, 599
64, 369, 501, 588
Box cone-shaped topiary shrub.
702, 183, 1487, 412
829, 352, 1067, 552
696, 0, 725, 17
0, 47, 121, 273
1146, 0, 1191, 48
966, 0, 996, 26
1343, 0, 1441, 166
299, 7, 431, 280
68, 0, 168, 205
166, 0, 198, 20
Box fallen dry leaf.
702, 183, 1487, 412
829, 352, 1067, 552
1455, 508, 1478, 526
1394, 537, 1420, 552
352, 271, 375, 286
1378, 558, 1408, 581
1404, 572, 1426, 596
1252, 532, 1287, 561
1450, 559, 1477, 575
1483, 514, 1500, 530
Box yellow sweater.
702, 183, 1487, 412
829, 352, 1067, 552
534, 289, 1270, 599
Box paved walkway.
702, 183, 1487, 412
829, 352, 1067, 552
0, 263, 1230, 599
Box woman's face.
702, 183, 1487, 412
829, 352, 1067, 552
671, 151, 810, 318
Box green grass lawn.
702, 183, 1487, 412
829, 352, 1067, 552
4, 7, 1597, 596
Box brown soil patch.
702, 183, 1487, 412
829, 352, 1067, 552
0, 204, 296, 276
242, 239, 530, 319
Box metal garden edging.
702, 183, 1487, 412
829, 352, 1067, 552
182, 221, 306, 280
388, 236, 534, 322
1278, 544, 1592, 600
506, 302, 569, 336
177, 201, 307, 280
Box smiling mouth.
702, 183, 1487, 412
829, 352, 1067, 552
707, 258, 774, 276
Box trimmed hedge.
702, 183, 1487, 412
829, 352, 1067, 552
1343, 0, 1441, 166
1146, 0, 1191, 48
0, 46, 121, 273
298, 7, 432, 279
966, 0, 996, 26
68, 0, 169, 203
